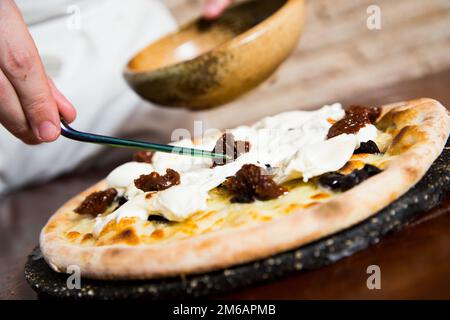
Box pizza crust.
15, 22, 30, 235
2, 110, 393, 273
40, 98, 450, 280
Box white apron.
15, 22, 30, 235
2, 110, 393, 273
0, 0, 178, 193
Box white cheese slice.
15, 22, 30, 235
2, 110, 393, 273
277, 134, 357, 183
149, 185, 210, 221
355, 124, 378, 146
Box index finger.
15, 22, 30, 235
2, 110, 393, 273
203, 0, 232, 20
0, 0, 60, 142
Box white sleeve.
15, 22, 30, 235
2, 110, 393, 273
0, 0, 176, 194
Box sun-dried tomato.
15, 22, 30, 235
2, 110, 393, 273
134, 169, 180, 192
74, 188, 118, 216
133, 151, 154, 163
211, 133, 250, 167
327, 106, 380, 139
223, 164, 286, 203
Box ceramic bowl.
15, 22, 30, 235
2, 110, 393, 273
124, 0, 305, 110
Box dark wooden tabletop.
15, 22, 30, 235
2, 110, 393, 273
0, 70, 449, 300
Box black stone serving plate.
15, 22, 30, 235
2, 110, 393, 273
25, 140, 450, 300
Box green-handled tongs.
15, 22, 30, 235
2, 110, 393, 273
60, 120, 227, 159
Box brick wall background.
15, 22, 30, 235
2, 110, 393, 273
163, 0, 450, 129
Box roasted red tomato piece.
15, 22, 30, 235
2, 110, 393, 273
134, 169, 181, 192
74, 188, 118, 216
223, 164, 286, 203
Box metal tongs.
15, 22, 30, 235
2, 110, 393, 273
60, 120, 228, 159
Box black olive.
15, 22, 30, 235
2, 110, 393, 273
320, 164, 382, 193
355, 140, 380, 154
340, 170, 369, 191
340, 164, 381, 191
148, 215, 170, 224
114, 196, 128, 210
117, 196, 128, 206
318, 172, 345, 191
230, 193, 255, 203
364, 164, 382, 176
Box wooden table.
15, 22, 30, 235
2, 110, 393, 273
0, 70, 449, 300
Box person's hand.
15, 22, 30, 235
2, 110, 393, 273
0, 0, 76, 144
203, 0, 233, 20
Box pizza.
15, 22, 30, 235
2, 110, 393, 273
40, 98, 449, 280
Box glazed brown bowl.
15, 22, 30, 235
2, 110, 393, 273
124, 0, 305, 110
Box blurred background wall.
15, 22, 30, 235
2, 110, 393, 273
165, 0, 450, 129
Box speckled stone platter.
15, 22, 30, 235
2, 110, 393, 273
25, 140, 449, 300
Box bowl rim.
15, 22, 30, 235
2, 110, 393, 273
123, 0, 303, 77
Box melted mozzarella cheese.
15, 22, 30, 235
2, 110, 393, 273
106, 162, 154, 197
93, 193, 149, 236
355, 124, 378, 146
278, 134, 357, 182
149, 185, 209, 221
97, 103, 379, 232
